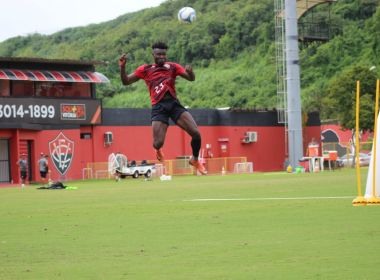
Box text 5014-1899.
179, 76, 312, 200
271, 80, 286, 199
0, 104, 55, 119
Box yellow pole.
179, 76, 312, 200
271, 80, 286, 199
352, 80, 366, 206
368, 79, 380, 204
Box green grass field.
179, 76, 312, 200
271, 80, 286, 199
1, 168, 379, 280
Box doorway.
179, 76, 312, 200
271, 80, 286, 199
19, 140, 34, 183
0, 139, 11, 182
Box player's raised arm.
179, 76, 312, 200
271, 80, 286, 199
119, 53, 140, 85
180, 65, 195, 81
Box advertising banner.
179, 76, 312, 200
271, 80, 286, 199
0, 98, 101, 125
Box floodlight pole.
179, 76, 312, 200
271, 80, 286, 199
285, 0, 304, 168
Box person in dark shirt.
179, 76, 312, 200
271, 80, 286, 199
17, 153, 28, 187
38, 153, 49, 185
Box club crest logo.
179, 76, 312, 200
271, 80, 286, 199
49, 132, 74, 175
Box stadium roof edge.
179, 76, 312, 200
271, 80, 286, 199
0, 56, 107, 67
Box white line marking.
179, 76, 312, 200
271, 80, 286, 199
184, 196, 354, 202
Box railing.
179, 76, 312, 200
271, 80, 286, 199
321, 141, 372, 157
298, 21, 341, 41
83, 157, 250, 179
321, 141, 372, 169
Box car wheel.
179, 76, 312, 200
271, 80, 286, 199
145, 170, 152, 178
132, 171, 139, 178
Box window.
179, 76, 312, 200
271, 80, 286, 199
35, 82, 91, 98
8, 80, 92, 98
80, 133, 92, 139
12, 81, 34, 96
0, 80, 10, 96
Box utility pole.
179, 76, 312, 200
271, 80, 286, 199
285, 0, 304, 168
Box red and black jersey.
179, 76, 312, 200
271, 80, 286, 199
134, 62, 186, 105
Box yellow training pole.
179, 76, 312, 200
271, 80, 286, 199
367, 79, 380, 204
352, 81, 366, 206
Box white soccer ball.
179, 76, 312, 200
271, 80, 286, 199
178, 7, 196, 23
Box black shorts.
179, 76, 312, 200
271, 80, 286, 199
40, 171, 48, 178
20, 171, 27, 179
151, 95, 187, 125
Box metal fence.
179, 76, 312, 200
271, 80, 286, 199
321, 141, 372, 157
321, 141, 372, 169
83, 157, 251, 179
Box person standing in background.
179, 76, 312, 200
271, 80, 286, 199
38, 153, 49, 186
17, 153, 28, 188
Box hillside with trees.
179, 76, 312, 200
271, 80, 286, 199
0, 0, 379, 128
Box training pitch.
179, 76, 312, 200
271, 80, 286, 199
1, 168, 379, 279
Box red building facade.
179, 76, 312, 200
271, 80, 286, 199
0, 58, 321, 184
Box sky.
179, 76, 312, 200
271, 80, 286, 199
0, 0, 167, 43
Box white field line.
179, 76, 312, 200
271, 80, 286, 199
184, 196, 354, 202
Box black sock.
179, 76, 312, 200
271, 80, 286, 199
191, 136, 201, 158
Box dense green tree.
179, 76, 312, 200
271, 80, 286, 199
323, 66, 378, 130
0, 0, 379, 124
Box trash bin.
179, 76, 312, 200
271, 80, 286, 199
328, 150, 338, 170
308, 144, 319, 157
328, 151, 338, 161
295, 166, 304, 173
298, 158, 310, 172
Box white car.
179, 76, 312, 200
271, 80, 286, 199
338, 153, 371, 167
108, 153, 155, 179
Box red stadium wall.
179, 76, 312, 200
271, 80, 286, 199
321, 124, 372, 156
93, 125, 288, 171
2, 124, 320, 184
321, 124, 371, 144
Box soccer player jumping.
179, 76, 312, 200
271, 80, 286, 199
118, 41, 207, 175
